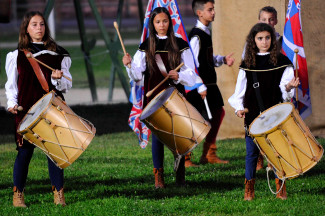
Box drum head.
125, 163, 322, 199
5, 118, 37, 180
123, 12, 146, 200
140, 87, 174, 120
249, 103, 293, 135
18, 93, 53, 131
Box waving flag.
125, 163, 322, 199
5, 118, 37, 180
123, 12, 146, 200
128, 0, 203, 148
282, 0, 311, 119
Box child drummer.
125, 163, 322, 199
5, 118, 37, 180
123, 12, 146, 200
122, 7, 196, 188
5, 11, 72, 207
228, 23, 299, 201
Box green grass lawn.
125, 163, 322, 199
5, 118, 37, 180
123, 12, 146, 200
0, 133, 324, 215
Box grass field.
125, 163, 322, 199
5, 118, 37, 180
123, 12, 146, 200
0, 132, 324, 215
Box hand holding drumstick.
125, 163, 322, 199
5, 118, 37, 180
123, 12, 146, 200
146, 62, 184, 97
8, 105, 23, 115
236, 108, 249, 118
25, 53, 72, 81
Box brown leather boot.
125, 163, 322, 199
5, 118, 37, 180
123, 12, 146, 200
153, 168, 165, 189
52, 186, 66, 206
256, 153, 264, 171
200, 142, 229, 164
185, 152, 199, 167
244, 178, 255, 201
275, 179, 287, 200
13, 186, 27, 208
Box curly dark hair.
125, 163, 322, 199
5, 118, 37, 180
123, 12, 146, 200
18, 11, 57, 52
243, 23, 278, 68
146, 7, 180, 74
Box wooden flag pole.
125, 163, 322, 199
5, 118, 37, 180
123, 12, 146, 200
294, 49, 299, 106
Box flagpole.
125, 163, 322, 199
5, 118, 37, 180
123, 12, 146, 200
294, 48, 299, 108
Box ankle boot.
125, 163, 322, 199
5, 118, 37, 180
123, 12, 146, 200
176, 164, 186, 186
256, 153, 264, 171
244, 178, 255, 201
153, 168, 165, 189
185, 152, 199, 167
52, 186, 66, 206
13, 186, 27, 208
275, 179, 287, 200
200, 142, 229, 164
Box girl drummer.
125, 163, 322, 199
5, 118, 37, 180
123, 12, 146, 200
122, 7, 196, 188
228, 23, 299, 201
5, 11, 72, 207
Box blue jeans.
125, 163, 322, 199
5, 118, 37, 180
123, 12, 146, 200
13, 143, 64, 192
245, 136, 259, 180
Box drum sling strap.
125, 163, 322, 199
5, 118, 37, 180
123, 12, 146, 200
23, 50, 50, 93
252, 72, 265, 112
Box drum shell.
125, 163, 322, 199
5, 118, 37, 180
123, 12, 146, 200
249, 103, 323, 179
17, 91, 96, 168
141, 87, 211, 156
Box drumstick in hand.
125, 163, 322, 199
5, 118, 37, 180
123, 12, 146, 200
25, 53, 72, 81
113, 21, 131, 68
146, 62, 184, 97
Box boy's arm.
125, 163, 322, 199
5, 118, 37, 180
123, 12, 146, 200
190, 36, 207, 96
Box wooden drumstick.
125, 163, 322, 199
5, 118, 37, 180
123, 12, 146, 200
244, 108, 249, 113
25, 53, 72, 81
146, 62, 184, 97
113, 21, 131, 68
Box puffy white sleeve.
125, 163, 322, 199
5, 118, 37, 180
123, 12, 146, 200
51, 56, 72, 93
279, 66, 295, 102
175, 48, 196, 87
5, 50, 19, 109
228, 68, 247, 112
125, 50, 146, 82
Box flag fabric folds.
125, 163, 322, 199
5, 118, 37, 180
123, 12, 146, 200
282, 0, 311, 119
128, 0, 203, 148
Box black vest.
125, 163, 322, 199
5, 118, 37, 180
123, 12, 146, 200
186, 27, 223, 116
139, 37, 189, 107
241, 53, 293, 125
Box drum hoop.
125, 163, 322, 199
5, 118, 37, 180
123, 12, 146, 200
140, 86, 176, 120
248, 102, 294, 136
17, 91, 55, 133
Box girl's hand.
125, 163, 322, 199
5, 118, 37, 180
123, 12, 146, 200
122, 53, 132, 66
285, 77, 300, 92
51, 69, 63, 79
236, 110, 245, 118
8, 105, 18, 115
168, 70, 179, 81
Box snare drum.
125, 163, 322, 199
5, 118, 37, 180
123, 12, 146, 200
140, 87, 211, 156
17, 91, 96, 169
249, 102, 323, 179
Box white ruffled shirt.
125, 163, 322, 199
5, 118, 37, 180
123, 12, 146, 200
125, 35, 196, 87
189, 20, 225, 93
228, 52, 295, 113
5, 42, 72, 109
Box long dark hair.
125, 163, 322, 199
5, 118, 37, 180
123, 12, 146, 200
18, 11, 57, 51
147, 7, 180, 74
243, 23, 278, 68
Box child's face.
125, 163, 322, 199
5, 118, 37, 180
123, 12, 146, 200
197, 2, 215, 25
27, 15, 45, 42
255, 31, 271, 53
153, 12, 170, 37
259, 11, 278, 29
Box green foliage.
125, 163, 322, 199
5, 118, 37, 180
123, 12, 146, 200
0, 134, 324, 215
